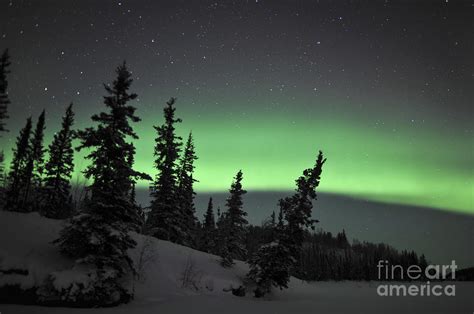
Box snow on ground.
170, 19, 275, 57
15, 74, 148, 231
1, 211, 472, 314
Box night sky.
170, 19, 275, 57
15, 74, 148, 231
0, 0, 472, 215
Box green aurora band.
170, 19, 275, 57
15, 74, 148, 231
2, 97, 472, 215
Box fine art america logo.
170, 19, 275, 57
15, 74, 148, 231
376, 260, 457, 297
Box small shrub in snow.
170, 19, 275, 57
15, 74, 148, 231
180, 255, 203, 291
135, 237, 158, 282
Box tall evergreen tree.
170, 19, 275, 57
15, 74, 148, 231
0, 151, 5, 188
219, 170, 248, 267
177, 132, 198, 245
200, 197, 216, 253
4, 118, 32, 211
0, 49, 10, 133
41, 104, 75, 219
214, 205, 225, 257
147, 97, 184, 242
247, 151, 326, 297
126, 147, 146, 230
54, 62, 150, 305
23, 110, 46, 209
280, 151, 326, 257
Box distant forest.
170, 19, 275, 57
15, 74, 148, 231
246, 225, 428, 281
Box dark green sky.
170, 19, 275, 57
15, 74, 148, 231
0, 0, 472, 214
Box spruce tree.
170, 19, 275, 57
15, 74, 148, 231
23, 110, 46, 209
147, 97, 184, 242
126, 147, 146, 230
0, 49, 10, 133
41, 104, 75, 218
177, 132, 198, 246
200, 197, 216, 253
5, 118, 32, 211
0, 151, 5, 187
247, 211, 292, 297
219, 170, 248, 267
247, 151, 326, 297
54, 62, 150, 305
279, 150, 326, 257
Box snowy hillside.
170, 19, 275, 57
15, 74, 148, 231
1, 211, 472, 314
0, 211, 249, 300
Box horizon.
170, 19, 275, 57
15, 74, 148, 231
132, 188, 474, 269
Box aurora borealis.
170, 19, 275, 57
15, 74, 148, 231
0, 0, 472, 214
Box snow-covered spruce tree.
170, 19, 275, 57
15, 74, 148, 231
126, 148, 146, 230
219, 170, 248, 267
247, 151, 326, 297
41, 103, 75, 219
177, 132, 198, 246
0, 49, 10, 134
4, 117, 32, 211
22, 110, 46, 211
52, 62, 151, 306
147, 97, 184, 242
247, 209, 293, 297
200, 197, 216, 253
214, 206, 224, 254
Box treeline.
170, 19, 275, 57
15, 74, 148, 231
0, 49, 328, 304
246, 224, 428, 281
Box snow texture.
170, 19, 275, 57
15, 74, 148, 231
1, 211, 472, 313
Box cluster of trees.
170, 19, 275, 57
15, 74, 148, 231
1, 49, 333, 303
196, 171, 249, 268
194, 153, 329, 298
0, 50, 76, 218
1, 48, 434, 306
146, 97, 198, 246
3, 107, 76, 218
1, 48, 439, 307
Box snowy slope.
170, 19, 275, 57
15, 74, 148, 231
0, 211, 72, 290
0, 211, 248, 298
1, 211, 473, 314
